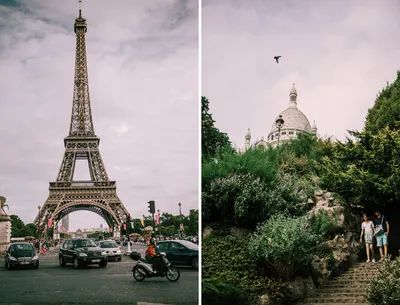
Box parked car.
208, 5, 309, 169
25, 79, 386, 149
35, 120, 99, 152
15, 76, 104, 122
156, 240, 198, 268
5, 242, 39, 270
99, 240, 122, 261
59, 238, 108, 269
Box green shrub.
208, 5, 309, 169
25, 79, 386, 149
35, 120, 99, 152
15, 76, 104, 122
202, 278, 251, 305
366, 256, 400, 305
202, 173, 270, 227
248, 215, 320, 280
202, 234, 289, 303
308, 210, 338, 238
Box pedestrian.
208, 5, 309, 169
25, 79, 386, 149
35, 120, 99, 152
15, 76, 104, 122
359, 214, 375, 263
374, 210, 390, 262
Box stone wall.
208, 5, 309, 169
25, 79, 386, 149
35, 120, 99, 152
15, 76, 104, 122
0, 215, 11, 255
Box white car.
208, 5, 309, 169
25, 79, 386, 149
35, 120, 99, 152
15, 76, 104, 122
99, 240, 122, 261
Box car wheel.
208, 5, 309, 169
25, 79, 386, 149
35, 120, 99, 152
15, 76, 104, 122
34, 262, 39, 269
191, 257, 198, 269
117, 257, 122, 262
73, 257, 81, 269
59, 255, 66, 267
6, 261, 12, 270
99, 260, 108, 268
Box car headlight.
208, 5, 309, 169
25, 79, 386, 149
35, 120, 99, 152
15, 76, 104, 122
32, 255, 39, 260
116, 249, 121, 253
101, 251, 107, 256
79, 253, 87, 257
9, 256, 17, 261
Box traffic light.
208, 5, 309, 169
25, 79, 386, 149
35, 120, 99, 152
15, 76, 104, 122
148, 200, 155, 214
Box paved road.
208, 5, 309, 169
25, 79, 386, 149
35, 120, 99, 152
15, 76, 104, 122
0, 245, 198, 305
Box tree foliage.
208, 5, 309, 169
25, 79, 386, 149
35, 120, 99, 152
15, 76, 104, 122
317, 72, 400, 209
202, 96, 233, 160
10, 215, 37, 238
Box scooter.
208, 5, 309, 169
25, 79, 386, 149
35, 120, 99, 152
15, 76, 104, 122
131, 252, 180, 282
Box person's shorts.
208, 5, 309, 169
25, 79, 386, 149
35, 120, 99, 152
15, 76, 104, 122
376, 233, 388, 247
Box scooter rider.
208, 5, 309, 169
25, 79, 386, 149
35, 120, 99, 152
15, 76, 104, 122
145, 238, 165, 276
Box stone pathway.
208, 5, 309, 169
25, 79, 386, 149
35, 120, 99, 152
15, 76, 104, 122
297, 261, 382, 304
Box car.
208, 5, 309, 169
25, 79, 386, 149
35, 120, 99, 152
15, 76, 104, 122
156, 240, 198, 269
99, 240, 122, 261
59, 238, 108, 269
5, 242, 39, 270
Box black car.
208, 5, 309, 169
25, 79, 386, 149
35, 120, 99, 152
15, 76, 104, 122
59, 238, 108, 269
5, 242, 39, 270
157, 240, 198, 268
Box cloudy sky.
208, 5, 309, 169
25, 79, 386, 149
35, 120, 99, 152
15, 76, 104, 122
0, 0, 198, 231
203, 0, 400, 149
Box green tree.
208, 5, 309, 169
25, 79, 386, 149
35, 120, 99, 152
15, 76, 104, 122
10, 215, 25, 237
317, 71, 400, 210
202, 96, 233, 160
365, 71, 400, 133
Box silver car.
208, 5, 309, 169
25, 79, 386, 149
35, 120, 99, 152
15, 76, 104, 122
99, 240, 122, 261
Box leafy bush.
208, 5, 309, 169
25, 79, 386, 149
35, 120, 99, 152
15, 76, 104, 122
202, 234, 289, 303
366, 256, 400, 305
202, 278, 251, 305
202, 172, 270, 227
308, 210, 338, 238
248, 215, 320, 280
202, 169, 320, 228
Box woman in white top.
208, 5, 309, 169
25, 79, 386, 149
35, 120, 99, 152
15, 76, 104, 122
359, 214, 376, 263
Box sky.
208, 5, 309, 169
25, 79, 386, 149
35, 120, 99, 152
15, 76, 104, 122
202, 0, 400, 149
0, 0, 198, 231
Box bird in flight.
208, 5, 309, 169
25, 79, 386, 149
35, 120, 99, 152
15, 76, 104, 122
274, 56, 282, 63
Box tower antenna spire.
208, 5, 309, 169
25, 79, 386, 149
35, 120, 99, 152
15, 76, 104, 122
79, 0, 82, 18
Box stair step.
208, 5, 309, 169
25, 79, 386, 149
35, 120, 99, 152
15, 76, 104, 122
318, 288, 367, 293
321, 284, 367, 289
314, 292, 366, 298
302, 296, 366, 303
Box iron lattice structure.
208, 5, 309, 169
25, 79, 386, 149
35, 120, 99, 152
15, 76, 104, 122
34, 9, 128, 236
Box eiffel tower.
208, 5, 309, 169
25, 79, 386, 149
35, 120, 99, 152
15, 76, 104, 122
34, 6, 129, 238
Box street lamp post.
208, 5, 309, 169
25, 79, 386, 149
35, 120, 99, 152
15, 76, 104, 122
275, 115, 285, 147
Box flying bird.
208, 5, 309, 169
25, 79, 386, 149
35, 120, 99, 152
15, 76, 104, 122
274, 56, 282, 63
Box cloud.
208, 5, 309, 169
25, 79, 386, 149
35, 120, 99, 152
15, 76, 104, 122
203, 0, 400, 146
0, 0, 198, 230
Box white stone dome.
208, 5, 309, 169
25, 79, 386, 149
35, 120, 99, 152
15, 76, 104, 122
267, 84, 313, 145
269, 107, 312, 133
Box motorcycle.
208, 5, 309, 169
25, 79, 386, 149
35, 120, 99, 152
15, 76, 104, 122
130, 251, 180, 282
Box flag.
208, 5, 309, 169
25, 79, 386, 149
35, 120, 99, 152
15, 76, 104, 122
180, 223, 184, 231
53, 221, 57, 229
140, 218, 144, 227
123, 224, 126, 230
130, 222, 134, 229
155, 212, 160, 225
47, 218, 52, 229
110, 227, 113, 232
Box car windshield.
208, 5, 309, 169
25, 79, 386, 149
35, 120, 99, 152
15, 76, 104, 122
177, 240, 199, 250
10, 243, 33, 256
100, 241, 117, 248
73, 239, 97, 248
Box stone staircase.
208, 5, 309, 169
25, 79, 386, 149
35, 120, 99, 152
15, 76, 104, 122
297, 262, 382, 305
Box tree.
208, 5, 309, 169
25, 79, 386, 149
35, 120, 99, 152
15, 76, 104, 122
10, 215, 38, 238
317, 71, 400, 210
202, 96, 233, 160
365, 71, 400, 133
